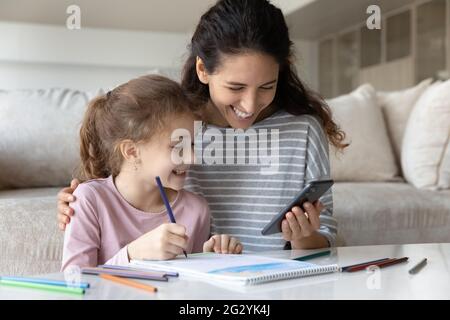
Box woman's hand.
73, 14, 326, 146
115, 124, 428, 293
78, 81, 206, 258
127, 223, 188, 261
57, 179, 79, 231
203, 234, 243, 254
281, 201, 326, 249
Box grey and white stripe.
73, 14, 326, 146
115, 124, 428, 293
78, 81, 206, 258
184, 110, 337, 252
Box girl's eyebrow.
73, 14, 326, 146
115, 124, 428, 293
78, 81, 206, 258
226, 79, 277, 86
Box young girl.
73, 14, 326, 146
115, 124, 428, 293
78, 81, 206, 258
61, 75, 242, 271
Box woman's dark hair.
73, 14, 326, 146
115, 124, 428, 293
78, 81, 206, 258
181, 0, 347, 150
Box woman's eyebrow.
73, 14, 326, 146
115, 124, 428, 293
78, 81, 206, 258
226, 79, 277, 86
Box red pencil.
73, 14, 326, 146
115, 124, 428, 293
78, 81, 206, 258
346, 257, 409, 272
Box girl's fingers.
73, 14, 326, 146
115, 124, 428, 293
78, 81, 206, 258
221, 234, 230, 253
228, 237, 238, 253
167, 233, 188, 250
203, 237, 215, 252
281, 219, 292, 241
163, 244, 182, 258
212, 235, 221, 253
58, 222, 66, 231
235, 243, 243, 254
292, 206, 313, 237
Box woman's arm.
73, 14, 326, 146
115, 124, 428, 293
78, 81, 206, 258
57, 179, 79, 230
281, 116, 337, 249
61, 184, 101, 271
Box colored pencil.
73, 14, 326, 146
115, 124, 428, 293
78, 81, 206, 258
408, 258, 427, 274
0, 279, 85, 295
81, 267, 168, 281
100, 274, 157, 293
155, 176, 188, 258
0, 276, 90, 289
346, 257, 409, 273
98, 264, 178, 277
293, 250, 331, 261
341, 258, 391, 272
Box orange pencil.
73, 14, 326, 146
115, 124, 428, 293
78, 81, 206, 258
100, 274, 158, 293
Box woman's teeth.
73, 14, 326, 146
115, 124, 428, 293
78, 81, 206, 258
232, 106, 253, 119
173, 169, 186, 175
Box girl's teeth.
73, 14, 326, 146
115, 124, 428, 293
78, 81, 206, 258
232, 106, 253, 119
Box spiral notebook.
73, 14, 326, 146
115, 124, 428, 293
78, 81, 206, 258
130, 253, 339, 285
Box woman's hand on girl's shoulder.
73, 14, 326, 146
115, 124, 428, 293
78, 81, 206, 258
203, 234, 243, 254
57, 179, 80, 231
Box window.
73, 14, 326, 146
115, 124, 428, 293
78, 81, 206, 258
386, 10, 411, 61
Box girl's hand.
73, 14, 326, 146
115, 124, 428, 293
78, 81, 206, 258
127, 223, 188, 260
57, 179, 79, 231
281, 201, 325, 248
203, 234, 243, 254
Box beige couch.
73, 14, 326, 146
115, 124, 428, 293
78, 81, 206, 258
1, 81, 449, 276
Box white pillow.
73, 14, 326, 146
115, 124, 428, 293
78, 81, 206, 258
0, 88, 102, 189
327, 84, 400, 181
377, 78, 433, 165
402, 80, 450, 190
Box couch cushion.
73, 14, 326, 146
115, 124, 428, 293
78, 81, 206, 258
0, 88, 103, 190
333, 182, 450, 246
0, 187, 64, 276
377, 78, 432, 167
401, 80, 450, 190
327, 84, 400, 182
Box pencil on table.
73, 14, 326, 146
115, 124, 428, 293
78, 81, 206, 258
100, 274, 158, 293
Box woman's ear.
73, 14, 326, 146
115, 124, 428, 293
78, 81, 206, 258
196, 56, 209, 85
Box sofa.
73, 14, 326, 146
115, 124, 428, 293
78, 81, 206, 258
1, 80, 449, 276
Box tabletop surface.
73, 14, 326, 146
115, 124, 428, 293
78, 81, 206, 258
1, 243, 449, 300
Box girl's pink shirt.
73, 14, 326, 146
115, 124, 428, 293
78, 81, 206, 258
61, 176, 210, 271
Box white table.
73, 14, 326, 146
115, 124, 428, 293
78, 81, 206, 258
1, 243, 449, 300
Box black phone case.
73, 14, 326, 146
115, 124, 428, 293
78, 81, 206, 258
261, 180, 334, 235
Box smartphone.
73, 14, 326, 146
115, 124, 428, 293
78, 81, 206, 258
261, 179, 334, 236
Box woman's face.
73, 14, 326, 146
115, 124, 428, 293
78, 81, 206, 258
198, 52, 279, 129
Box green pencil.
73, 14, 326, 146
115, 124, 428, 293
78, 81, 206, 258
293, 250, 331, 261
0, 279, 85, 295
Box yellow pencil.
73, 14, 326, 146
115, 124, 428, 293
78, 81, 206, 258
100, 274, 158, 293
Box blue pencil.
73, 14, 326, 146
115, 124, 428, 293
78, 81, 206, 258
155, 176, 188, 258
0, 276, 90, 289
98, 264, 179, 277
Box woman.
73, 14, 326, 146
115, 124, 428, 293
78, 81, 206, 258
57, 0, 346, 251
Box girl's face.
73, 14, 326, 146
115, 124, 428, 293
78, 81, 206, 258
135, 113, 196, 191
197, 52, 279, 129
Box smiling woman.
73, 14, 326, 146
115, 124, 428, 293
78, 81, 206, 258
57, 0, 347, 252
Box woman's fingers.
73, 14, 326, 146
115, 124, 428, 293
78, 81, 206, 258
70, 179, 80, 190
292, 206, 313, 237
286, 210, 303, 236
235, 243, 243, 254
304, 202, 321, 230
57, 187, 76, 203
281, 219, 292, 241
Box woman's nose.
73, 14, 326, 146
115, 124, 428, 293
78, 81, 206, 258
240, 91, 258, 113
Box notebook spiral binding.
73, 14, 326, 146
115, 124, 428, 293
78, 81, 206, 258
247, 264, 339, 285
